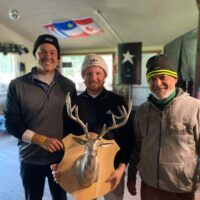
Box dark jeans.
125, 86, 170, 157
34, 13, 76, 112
141, 181, 195, 200
20, 161, 67, 200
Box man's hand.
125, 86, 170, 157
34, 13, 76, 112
127, 179, 137, 196
40, 137, 64, 153
105, 163, 126, 191
51, 164, 62, 183
31, 133, 64, 153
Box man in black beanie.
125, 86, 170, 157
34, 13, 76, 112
33, 34, 60, 59
4, 34, 77, 200
127, 54, 200, 200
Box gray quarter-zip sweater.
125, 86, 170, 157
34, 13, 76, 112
4, 67, 77, 165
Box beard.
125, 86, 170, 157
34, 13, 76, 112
86, 81, 104, 94
88, 82, 102, 90
151, 93, 165, 100
151, 88, 174, 100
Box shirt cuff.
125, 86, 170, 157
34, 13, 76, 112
22, 129, 35, 143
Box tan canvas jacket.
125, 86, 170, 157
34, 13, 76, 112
128, 88, 200, 193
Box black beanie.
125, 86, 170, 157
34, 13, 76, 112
146, 54, 178, 81
33, 34, 60, 59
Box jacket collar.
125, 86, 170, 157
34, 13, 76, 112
82, 87, 108, 101
30, 66, 60, 82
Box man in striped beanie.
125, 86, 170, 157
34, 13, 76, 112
127, 54, 200, 200
146, 54, 178, 81
146, 54, 178, 102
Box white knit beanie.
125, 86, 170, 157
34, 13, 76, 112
81, 54, 108, 77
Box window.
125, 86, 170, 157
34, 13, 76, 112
61, 54, 113, 93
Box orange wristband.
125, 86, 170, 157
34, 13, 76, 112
39, 135, 47, 145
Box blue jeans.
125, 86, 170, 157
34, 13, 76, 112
20, 161, 67, 200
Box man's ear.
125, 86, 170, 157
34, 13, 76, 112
175, 78, 178, 84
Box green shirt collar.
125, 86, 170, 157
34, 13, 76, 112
149, 89, 177, 109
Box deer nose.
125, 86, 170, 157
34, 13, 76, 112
88, 152, 96, 158
89, 155, 94, 159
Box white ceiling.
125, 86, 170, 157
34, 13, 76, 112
0, 0, 198, 51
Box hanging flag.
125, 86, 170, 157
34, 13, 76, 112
73, 17, 103, 35
118, 42, 142, 84
43, 17, 103, 39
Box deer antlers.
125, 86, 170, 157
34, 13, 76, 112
66, 93, 132, 139
66, 93, 90, 139
98, 101, 132, 139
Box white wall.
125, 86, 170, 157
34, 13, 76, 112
0, 24, 36, 72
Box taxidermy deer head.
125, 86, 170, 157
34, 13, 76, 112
66, 93, 132, 187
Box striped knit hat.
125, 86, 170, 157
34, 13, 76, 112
146, 54, 178, 81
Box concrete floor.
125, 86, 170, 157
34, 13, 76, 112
0, 133, 199, 200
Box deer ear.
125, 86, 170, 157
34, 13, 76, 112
72, 137, 87, 145
99, 142, 113, 148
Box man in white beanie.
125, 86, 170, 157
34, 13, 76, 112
52, 54, 134, 200
81, 53, 108, 77
80, 54, 108, 96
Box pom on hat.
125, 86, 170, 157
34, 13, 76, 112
146, 54, 178, 81
81, 54, 108, 77
33, 34, 60, 59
